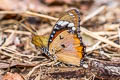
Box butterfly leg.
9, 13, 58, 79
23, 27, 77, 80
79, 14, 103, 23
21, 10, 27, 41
42, 47, 57, 61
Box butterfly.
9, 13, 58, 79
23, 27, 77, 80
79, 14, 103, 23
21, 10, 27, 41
32, 9, 85, 66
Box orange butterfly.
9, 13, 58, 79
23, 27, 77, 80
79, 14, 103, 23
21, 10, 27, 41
32, 9, 86, 66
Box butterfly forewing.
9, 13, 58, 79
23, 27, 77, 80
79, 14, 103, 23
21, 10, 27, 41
48, 9, 81, 45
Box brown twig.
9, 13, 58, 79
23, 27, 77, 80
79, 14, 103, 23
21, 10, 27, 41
26, 61, 55, 78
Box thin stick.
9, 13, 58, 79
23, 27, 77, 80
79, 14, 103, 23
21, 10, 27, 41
27, 61, 55, 78
0, 50, 31, 64
0, 46, 40, 58
2, 25, 17, 47
0, 11, 24, 14
20, 23, 37, 35
4, 30, 31, 35
0, 11, 58, 21
87, 41, 102, 52
25, 11, 58, 21
93, 31, 117, 35
80, 6, 106, 25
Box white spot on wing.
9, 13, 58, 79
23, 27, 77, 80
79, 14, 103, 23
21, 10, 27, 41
49, 39, 52, 42
72, 27, 76, 31
51, 35, 53, 37
53, 31, 56, 34
69, 13, 74, 16
57, 21, 63, 25
54, 25, 59, 30
69, 13, 75, 17
61, 21, 69, 26
68, 23, 74, 27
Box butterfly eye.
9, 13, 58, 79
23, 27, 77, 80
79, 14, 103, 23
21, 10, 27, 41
61, 44, 65, 48
59, 35, 64, 40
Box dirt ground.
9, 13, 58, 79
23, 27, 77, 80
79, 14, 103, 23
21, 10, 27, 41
0, 0, 120, 80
